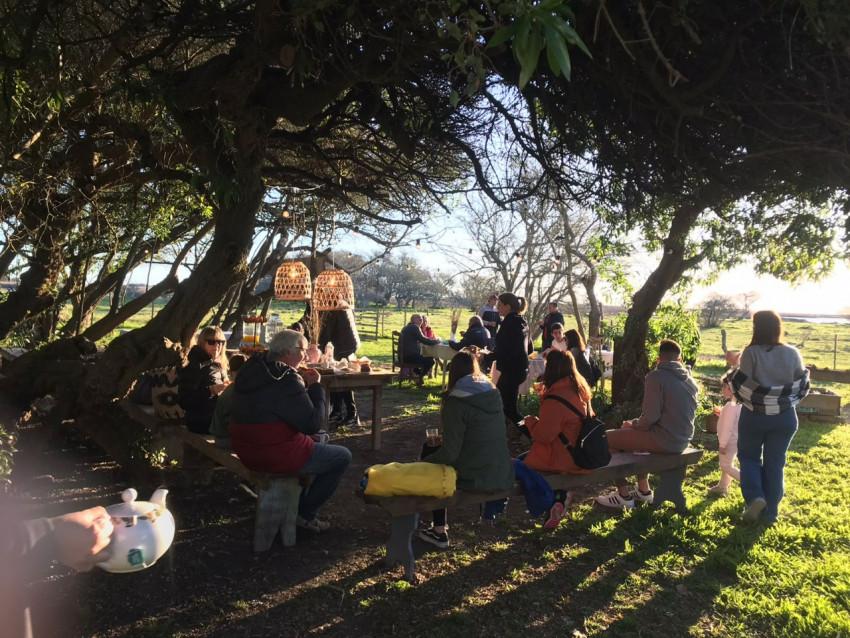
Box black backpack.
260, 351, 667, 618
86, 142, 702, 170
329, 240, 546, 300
543, 394, 611, 469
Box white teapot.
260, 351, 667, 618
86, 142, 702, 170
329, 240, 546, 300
97, 487, 176, 574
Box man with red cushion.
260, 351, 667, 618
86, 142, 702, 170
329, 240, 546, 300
230, 329, 351, 532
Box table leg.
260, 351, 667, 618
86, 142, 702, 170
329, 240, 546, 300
372, 383, 383, 450
441, 358, 448, 389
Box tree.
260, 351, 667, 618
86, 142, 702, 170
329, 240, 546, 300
519, 0, 850, 402
700, 294, 739, 329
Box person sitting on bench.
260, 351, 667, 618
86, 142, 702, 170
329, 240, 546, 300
523, 350, 593, 529
417, 350, 514, 549
178, 325, 230, 434
595, 339, 698, 510
230, 329, 352, 532
400, 314, 439, 380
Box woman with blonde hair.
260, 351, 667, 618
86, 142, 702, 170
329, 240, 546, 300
178, 326, 230, 433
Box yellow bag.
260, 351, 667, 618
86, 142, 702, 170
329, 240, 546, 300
364, 462, 456, 498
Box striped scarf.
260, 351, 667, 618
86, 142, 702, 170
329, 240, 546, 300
723, 368, 810, 416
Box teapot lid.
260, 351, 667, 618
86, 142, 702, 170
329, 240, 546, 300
106, 488, 157, 518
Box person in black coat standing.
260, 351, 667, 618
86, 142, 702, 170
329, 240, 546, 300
485, 293, 532, 424
538, 302, 565, 351
178, 325, 230, 433
318, 304, 361, 428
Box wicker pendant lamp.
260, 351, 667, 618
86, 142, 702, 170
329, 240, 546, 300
312, 268, 354, 310
274, 260, 311, 300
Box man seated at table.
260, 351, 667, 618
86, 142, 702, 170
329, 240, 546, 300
595, 339, 698, 510
230, 329, 352, 532
400, 314, 440, 380
449, 315, 491, 351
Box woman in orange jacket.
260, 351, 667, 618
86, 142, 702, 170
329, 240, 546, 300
523, 350, 594, 528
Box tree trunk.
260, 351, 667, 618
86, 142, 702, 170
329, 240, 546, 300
565, 270, 586, 341
582, 271, 602, 340
612, 204, 702, 404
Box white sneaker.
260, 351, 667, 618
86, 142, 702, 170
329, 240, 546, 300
630, 488, 654, 504
595, 492, 635, 510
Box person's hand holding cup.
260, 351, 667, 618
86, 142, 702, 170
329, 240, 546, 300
300, 367, 321, 386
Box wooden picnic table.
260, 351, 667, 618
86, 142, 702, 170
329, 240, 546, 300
320, 369, 396, 450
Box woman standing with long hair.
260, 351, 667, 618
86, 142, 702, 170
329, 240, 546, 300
485, 292, 531, 425
725, 311, 809, 524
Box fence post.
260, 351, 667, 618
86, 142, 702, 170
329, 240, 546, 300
720, 328, 728, 353
834, 333, 838, 370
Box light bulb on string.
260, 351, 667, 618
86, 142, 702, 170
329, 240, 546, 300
468, 248, 473, 255
415, 238, 421, 249
282, 209, 291, 219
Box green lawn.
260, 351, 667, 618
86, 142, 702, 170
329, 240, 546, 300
338, 422, 850, 638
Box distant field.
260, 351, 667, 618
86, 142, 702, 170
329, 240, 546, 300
93, 301, 850, 371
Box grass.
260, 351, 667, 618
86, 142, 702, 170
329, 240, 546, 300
334, 423, 850, 638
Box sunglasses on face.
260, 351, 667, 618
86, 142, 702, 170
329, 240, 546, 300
206, 339, 226, 346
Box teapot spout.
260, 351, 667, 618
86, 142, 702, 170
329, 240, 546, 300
149, 487, 169, 508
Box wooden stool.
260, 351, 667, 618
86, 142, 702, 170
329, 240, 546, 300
252, 475, 302, 551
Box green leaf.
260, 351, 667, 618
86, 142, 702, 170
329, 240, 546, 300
545, 25, 572, 80
553, 21, 592, 58
544, 26, 563, 76
517, 27, 545, 89
449, 90, 460, 107
486, 24, 517, 49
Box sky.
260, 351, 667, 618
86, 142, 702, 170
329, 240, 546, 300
129, 221, 850, 317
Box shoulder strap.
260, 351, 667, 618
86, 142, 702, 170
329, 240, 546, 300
543, 393, 589, 418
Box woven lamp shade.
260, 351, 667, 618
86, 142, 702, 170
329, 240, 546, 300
274, 260, 311, 300
312, 269, 354, 311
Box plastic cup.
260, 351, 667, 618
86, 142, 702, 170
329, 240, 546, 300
426, 427, 440, 445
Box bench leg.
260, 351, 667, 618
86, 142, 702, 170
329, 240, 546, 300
385, 513, 419, 582
652, 466, 688, 514
254, 478, 302, 552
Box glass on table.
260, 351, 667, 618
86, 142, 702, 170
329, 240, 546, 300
425, 427, 441, 446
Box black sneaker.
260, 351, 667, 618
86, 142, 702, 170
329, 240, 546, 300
417, 527, 449, 549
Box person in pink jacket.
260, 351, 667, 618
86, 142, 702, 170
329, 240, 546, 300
708, 381, 742, 496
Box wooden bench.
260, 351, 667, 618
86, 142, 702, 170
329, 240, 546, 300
363, 448, 703, 581
120, 400, 302, 551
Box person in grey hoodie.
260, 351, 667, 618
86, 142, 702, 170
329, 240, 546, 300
596, 339, 698, 510
417, 350, 514, 549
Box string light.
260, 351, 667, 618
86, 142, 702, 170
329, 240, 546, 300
282, 210, 291, 219
468, 248, 473, 255
415, 238, 421, 249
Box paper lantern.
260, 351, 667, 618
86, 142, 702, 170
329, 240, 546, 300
312, 268, 354, 311
274, 260, 311, 300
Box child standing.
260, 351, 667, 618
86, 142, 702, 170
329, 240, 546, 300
708, 381, 742, 496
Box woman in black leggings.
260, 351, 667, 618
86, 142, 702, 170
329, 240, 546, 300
485, 292, 531, 424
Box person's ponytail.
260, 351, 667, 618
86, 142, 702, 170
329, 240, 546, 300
516, 296, 527, 315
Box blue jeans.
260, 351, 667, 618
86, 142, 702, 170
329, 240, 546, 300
737, 407, 797, 522
298, 443, 352, 521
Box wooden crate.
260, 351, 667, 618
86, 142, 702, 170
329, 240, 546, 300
798, 392, 841, 417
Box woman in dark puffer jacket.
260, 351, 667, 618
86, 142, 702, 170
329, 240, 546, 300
178, 325, 229, 433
